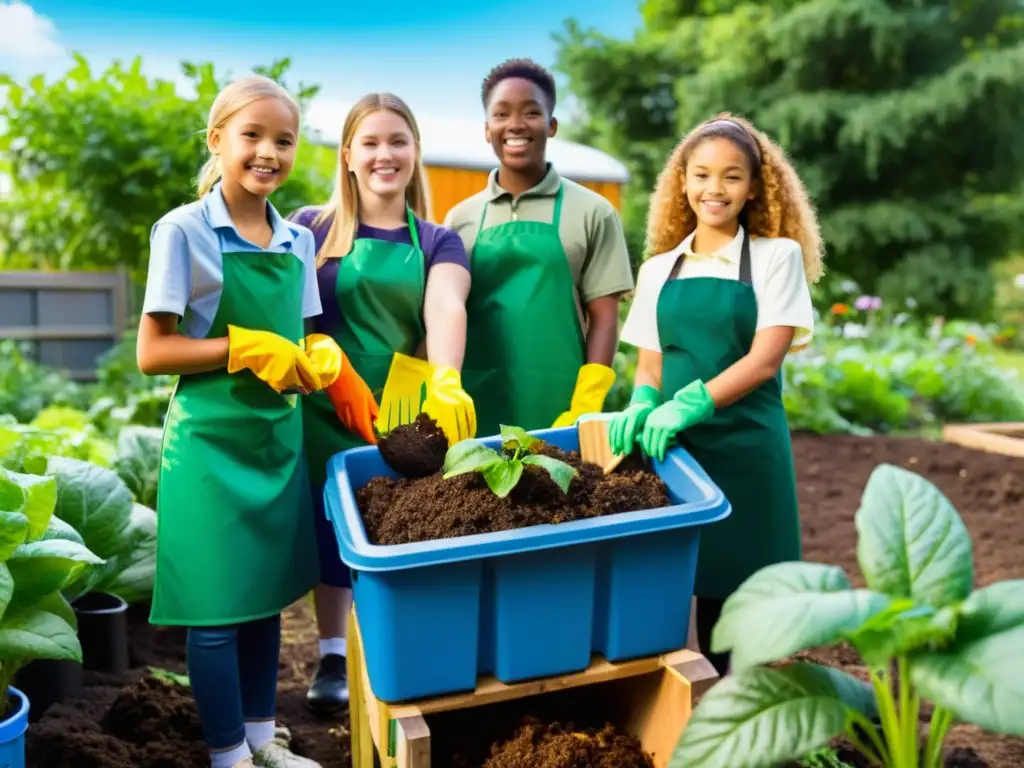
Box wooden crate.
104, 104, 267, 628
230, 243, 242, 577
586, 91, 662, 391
942, 422, 1024, 457
346, 609, 718, 768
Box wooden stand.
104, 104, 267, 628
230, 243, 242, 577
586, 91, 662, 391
346, 609, 718, 768
942, 422, 1024, 457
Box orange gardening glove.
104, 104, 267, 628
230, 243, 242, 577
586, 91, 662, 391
304, 334, 379, 445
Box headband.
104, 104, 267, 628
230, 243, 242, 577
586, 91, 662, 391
703, 119, 762, 163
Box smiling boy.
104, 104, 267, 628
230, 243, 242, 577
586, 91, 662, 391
444, 57, 634, 438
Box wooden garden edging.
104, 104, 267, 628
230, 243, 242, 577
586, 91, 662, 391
942, 422, 1024, 457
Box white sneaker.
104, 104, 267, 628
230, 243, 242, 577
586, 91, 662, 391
252, 742, 323, 768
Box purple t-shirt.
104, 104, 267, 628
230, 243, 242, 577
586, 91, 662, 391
287, 205, 470, 334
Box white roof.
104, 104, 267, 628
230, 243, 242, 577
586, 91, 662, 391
305, 100, 630, 184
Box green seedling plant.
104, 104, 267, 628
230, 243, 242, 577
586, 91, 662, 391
0, 466, 105, 717
670, 463, 1024, 768
442, 425, 578, 499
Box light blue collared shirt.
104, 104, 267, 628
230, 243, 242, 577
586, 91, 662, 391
141, 182, 321, 339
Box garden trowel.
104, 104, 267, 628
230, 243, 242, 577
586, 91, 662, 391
578, 418, 626, 474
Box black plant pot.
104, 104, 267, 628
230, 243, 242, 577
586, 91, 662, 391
13, 659, 83, 722
72, 591, 129, 674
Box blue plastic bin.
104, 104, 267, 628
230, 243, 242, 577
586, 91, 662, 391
323, 418, 730, 703
0, 686, 29, 768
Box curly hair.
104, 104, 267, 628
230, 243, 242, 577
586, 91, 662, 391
646, 112, 824, 284
481, 57, 557, 113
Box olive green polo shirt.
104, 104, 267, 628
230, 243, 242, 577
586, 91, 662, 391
443, 165, 635, 324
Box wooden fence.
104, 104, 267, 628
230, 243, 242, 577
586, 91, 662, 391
0, 269, 130, 380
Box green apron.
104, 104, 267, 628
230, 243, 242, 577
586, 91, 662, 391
150, 249, 319, 626
303, 208, 425, 488
657, 229, 802, 600
462, 184, 585, 437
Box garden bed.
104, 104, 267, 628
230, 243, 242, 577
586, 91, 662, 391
23, 432, 1024, 767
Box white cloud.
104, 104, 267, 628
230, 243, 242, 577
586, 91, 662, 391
0, 1, 64, 60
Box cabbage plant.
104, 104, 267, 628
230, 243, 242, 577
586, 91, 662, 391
671, 463, 1024, 768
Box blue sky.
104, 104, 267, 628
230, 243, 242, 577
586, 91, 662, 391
0, 0, 641, 129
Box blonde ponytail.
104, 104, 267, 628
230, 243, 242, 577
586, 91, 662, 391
197, 74, 300, 199
314, 92, 432, 266
196, 154, 222, 199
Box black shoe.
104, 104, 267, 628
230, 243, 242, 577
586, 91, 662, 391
306, 653, 349, 717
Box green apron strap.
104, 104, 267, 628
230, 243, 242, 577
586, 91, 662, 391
550, 183, 564, 228
406, 206, 421, 251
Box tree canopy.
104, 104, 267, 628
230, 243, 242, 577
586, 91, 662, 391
554, 0, 1024, 318
0, 56, 332, 279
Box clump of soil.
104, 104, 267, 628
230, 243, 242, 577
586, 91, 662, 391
482, 718, 654, 768
377, 412, 449, 478
27, 675, 207, 768
358, 440, 670, 545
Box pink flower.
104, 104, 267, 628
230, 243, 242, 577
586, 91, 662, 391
854, 295, 882, 311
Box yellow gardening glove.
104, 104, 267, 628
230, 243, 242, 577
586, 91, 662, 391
423, 366, 477, 445
551, 363, 617, 428
301, 333, 344, 390
377, 352, 433, 434
227, 325, 319, 393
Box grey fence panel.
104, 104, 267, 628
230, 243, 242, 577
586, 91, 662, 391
0, 269, 129, 380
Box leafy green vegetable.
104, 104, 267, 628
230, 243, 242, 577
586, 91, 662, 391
672, 465, 1024, 768
113, 426, 163, 508
0, 465, 103, 714
442, 425, 578, 499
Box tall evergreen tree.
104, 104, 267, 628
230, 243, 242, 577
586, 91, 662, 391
555, 0, 1024, 317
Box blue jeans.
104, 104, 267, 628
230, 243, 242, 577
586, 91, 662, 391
313, 483, 352, 588
187, 614, 281, 750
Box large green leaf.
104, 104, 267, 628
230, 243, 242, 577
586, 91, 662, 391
113, 426, 162, 508
38, 514, 85, 546
0, 602, 82, 663
855, 464, 972, 608
47, 456, 134, 559
0, 510, 29, 561
911, 580, 1024, 736
670, 663, 876, 768
91, 503, 157, 605
712, 562, 892, 671
7, 538, 105, 606
0, 564, 13, 618
2, 469, 57, 539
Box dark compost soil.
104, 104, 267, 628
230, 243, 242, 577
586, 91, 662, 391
360, 427, 669, 545
480, 719, 654, 768
377, 412, 450, 478
23, 432, 1024, 767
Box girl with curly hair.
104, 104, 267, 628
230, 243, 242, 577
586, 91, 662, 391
608, 113, 824, 676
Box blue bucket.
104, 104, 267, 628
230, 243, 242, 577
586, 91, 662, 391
0, 686, 30, 768
324, 417, 731, 702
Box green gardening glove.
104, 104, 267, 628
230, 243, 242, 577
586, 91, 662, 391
640, 380, 716, 462
609, 385, 662, 456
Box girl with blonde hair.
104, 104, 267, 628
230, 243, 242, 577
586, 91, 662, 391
137, 73, 372, 768
609, 113, 824, 676
287, 92, 474, 716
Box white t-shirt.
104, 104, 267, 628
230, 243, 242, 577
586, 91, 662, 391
620, 226, 814, 352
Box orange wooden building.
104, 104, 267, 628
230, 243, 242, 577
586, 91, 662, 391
308, 108, 630, 223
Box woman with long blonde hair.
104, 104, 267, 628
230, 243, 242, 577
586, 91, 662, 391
287, 92, 474, 715
609, 113, 824, 676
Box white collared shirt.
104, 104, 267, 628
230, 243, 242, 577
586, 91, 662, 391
620, 226, 814, 353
